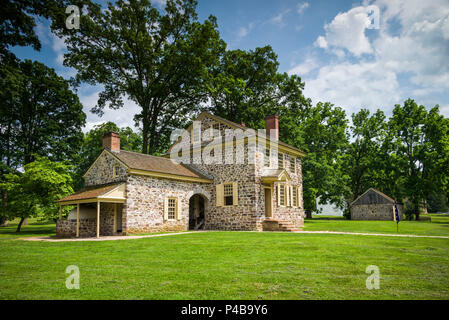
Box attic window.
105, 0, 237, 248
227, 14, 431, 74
192, 127, 201, 143
210, 122, 220, 138
113, 165, 120, 177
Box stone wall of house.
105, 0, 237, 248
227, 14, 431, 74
124, 175, 205, 233
351, 204, 403, 220
166, 114, 305, 231
84, 151, 128, 187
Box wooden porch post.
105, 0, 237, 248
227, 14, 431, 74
59, 204, 62, 220
96, 201, 100, 238
113, 203, 117, 235
76, 203, 80, 238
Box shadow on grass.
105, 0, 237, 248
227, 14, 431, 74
0, 220, 56, 239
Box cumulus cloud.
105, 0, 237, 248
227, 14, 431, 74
269, 9, 291, 27
314, 6, 374, 57
290, 0, 449, 117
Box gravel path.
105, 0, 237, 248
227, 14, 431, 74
18, 229, 449, 242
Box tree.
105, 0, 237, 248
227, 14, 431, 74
0, 0, 62, 59
51, 0, 225, 154
207, 46, 310, 129
74, 122, 142, 188
0, 59, 86, 169
0, 157, 74, 232
388, 99, 449, 220
343, 109, 387, 201
294, 102, 350, 217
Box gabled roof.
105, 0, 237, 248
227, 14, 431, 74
59, 183, 126, 204
166, 112, 306, 157
350, 188, 395, 206
261, 169, 291, 183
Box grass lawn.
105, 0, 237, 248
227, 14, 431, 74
1, 230, 449, 299
0, 218, 56, 240
305, 214, 449, 236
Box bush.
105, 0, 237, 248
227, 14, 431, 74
403, 201, 416, 221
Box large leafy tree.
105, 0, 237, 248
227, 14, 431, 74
51, 0, 225, 154
207, 46, 310, 128
75, 122, 142, 189
343, 109, 388, 201
0, 59, 86, 170
388, 99, 449, 219
0, 156, 74, 232
0, 0, 62, 59
293, 102, 350, 217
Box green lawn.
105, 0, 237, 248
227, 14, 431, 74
305, 214, 449, 236
1, 230, 449, 299
0, 218, 56, 240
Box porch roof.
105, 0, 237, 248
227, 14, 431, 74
261, 169, 291, 183
58, 183, 126, 205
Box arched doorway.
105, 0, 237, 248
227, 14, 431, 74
189, 194, 206, 230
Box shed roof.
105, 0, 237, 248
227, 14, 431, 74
58, 183, 125, 204
350, 188, 395, 206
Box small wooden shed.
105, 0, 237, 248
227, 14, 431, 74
350, 188, 402, 221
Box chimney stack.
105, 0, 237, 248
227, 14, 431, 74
102, 132, 120, 152
265, 115, 279, 140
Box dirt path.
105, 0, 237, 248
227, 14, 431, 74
18, 229, 449, 242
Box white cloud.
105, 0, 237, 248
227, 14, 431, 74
315, 6, 373, 57
269, 9, 291, 27
79, 88, 141, 133
297, 2, 309, 15
290, 0, 449, 117
288, 57, 319, 76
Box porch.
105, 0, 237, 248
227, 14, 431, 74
57, 183, 126, 238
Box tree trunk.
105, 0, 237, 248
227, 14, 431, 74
16, 217, 26, 232
305, 211, 312, 219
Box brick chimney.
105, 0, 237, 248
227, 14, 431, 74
102, 132, 120, 152
265, 115, 279, 140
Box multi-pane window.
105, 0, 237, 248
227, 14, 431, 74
192, 127, 201, 143
211, 123, 220, 138
167, 198, 177, 220
279, 184, 286, 206
224, 183, 234, 206
264, 148, 270, 167
113, 165, 119, 177
292, 186, 298, 207
290, 156, 296, 173
278, 153, 284, 169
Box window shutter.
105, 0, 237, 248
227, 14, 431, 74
277, 183, 281, 207
177, 198, 182, 220
232, 182, 238, 206
216, 184, 224, 207
163, 197, 169, 220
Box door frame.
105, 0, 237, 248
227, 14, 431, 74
264, 185, 273, 218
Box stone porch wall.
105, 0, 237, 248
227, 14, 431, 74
56, 203, 122, 237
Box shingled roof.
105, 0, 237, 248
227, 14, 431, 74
58, 183, 123, 203
111, 150, 211, 180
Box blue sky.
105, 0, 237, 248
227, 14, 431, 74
12, 0, 449, 131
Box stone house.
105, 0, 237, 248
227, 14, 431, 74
57, 112, 306, 237
350, 188, 403, 221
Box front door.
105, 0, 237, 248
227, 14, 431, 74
264, 188, 272, 217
